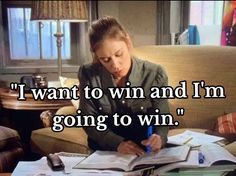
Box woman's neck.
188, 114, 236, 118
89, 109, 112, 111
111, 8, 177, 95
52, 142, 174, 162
114, 76, 126, 87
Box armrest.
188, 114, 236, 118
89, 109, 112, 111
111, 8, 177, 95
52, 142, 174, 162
40, 106, 77, 127
0, 126, 22, 150
224, 141, 236, 156
55, 106, 77, 116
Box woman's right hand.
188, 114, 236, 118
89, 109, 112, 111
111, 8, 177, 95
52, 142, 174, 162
117, 140, 144, 156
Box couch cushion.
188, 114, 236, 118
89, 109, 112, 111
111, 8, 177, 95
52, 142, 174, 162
0, 147, 24, 172
224, 141, 236, 156
133, 46, 236, 129
31, 127, 91, 155
0, 126, 21, 150
217, 112, 236, 134
56, 106, 77, 116
59, 76, 80, 109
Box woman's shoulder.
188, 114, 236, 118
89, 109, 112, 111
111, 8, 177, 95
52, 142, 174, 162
133, 57, 167, 76
78, 62, 103, 80
79, 62, 101, 75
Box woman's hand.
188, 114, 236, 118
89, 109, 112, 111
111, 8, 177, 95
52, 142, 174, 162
141, 134, 162, 152
117, 140, 145, 156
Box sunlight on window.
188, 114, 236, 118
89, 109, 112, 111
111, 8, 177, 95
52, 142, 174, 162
190, 1, 224, 25
189, 1, 224, 45
7, 8, 71, 60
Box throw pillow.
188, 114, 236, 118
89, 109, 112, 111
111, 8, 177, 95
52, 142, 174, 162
206, 112, 236, 143
59, 76, 80, 109
217, 112, 236, 134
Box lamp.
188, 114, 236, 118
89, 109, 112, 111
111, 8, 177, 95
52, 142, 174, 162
31, 1, 88, 77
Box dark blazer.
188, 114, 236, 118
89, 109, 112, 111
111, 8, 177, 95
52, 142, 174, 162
78, 57, 169, 151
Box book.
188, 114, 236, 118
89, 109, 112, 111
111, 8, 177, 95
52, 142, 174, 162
73, 145, 190, 172
178, 165, 236, 176
152, 143, 236, 175
198, 143, 236, 167
153, 150, 199, 175
167, 130, 225, 147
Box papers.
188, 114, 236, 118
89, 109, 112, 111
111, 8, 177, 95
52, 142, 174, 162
12, 152, 123, 176
12, 153, 86, 176
167, 130, 225, 147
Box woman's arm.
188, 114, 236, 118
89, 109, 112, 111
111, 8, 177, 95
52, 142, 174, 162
78, 65, 125, 151
151, 66, 170, 147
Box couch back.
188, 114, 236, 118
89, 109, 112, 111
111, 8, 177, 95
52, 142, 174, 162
132, 45, 236, 129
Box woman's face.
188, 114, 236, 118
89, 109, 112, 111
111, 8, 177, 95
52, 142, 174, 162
95, 38, 132, 79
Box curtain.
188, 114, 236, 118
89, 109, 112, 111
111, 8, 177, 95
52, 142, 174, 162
89, 1, 98, 25
156, 1, 190, 45
180, 1, 190, 33
156, 1, 171, 45
77, 1, 98, 65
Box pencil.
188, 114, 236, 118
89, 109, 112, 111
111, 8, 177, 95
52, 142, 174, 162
183, 137, 193, 145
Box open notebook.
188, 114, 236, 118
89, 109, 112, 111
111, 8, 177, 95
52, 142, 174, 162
74, 145, 190, 172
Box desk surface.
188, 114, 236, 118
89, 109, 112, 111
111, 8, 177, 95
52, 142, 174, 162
0, 173, 11, 176
0, 88, 71, 110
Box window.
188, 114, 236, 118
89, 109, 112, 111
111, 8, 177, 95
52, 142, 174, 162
190, 1, 223, 25
1, 1, 89, 72
189, 1, 224, 45
7, 8, 71, 60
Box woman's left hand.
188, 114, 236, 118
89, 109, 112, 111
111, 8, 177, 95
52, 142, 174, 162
141, 134, 162, 152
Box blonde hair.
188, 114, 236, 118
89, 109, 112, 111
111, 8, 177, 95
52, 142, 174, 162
89, 16, 131, 61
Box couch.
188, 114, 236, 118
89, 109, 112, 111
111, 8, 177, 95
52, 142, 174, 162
0, 126, 24, 172
31, 45, 236, 156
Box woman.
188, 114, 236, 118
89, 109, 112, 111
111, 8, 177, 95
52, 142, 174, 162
79, 16, 169, 156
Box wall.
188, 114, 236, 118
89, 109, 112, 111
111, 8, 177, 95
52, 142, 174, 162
0, 1, 157, 86
98, 1, 157, 46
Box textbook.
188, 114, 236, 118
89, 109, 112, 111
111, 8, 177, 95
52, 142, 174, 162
153, 143, 236, 175
74, 145, 190, 172
198, 143, 236, 167
153, 150, 199, 174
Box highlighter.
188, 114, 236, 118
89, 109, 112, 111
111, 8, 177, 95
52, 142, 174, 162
146, 126, 153, 153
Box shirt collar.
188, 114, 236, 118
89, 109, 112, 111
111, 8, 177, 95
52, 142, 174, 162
127, 57, 141, 87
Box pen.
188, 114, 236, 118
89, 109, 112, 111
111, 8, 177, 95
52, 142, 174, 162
198, 152, 205, 164
183, 137, 193, 145
146, 126, 153, 153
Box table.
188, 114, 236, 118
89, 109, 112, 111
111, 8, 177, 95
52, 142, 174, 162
0, 174, 11, 176
0, 88, 71, 110
0, 88, 72, 157
11, 153, 236, 176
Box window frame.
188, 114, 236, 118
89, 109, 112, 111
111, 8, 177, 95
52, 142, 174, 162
0, 1, 87, 74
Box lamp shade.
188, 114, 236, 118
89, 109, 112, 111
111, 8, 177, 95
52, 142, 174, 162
31, 1, 88, 22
